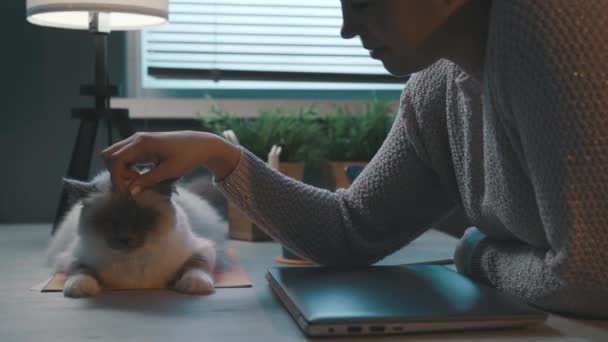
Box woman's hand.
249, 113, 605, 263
101, 131, 241, 195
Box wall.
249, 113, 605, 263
0, 2, 125, 223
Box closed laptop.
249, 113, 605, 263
266, 264, 547, 337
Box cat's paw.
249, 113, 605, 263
173, 269, 214, 295
63, 273, 102, 298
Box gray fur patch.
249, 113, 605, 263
63, 178, 97, 206
77, 171, 163, 252
81, 193, 160, 251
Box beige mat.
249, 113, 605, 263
34, 249, 251, 292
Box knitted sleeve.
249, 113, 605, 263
469, 0, 608, 318
215, 65, 457, 266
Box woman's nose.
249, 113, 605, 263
340, 5, 358, 39
341, 22, 357, 39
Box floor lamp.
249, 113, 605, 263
25, 0, 168, 233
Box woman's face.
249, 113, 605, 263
340, 0, 468, 76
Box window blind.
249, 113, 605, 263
141, 0, 405, 89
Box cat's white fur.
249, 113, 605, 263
47, 172, 226, 297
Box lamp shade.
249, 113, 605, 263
26, 0, 168, 31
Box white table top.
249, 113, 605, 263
1, 224, 607, 342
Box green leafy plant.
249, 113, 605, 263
322, 99, 397, 161
200, 103, 326, 163
200, 98, 397, 163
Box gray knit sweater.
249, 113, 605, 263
217, 0, 608, 318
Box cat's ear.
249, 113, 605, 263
63, 178, 97, 202
153, 177, 180, 197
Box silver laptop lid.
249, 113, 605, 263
266, 265, 547, 336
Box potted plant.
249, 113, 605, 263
321, 99, 397, 190
201, 103, 325, 164
199, 103, 325, 241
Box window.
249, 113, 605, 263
135, 0, 405, 98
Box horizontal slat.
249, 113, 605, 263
149, 67, 406, 83
169, 4, 340, 17
146, 33, 359, 47
149, 63, 384, 75
147, 53, 378, 66
166, 14, 341, 27
146, 43, 366, 56
170, 0, 338, 8
149, 24, 340, 36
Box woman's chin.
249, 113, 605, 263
382, 62, 413, 78
382, 58, 435, 77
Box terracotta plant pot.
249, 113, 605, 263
329, 161, 368, 190
227, 204, 270, 241
228, 162, 305, 241
278, 162, 305, 181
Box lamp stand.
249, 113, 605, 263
52, 14, 134, 234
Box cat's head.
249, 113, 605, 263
63, 171, 178, 253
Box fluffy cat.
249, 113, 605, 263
46, 171, 227, 298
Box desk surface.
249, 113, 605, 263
1, 224, 607, 342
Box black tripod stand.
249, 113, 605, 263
52, 14, 134, 234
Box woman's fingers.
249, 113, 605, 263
101, 131, 199, 195
105, 138, 151, 193
101, 134, 136, 160
128, 161, 175, 196
101, 134, 140, 193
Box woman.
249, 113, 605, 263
102, 0, 608, 318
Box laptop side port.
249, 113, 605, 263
369, 325, 386, 333
347, 326, 362, 333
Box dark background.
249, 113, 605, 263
0, 2, 127, 222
